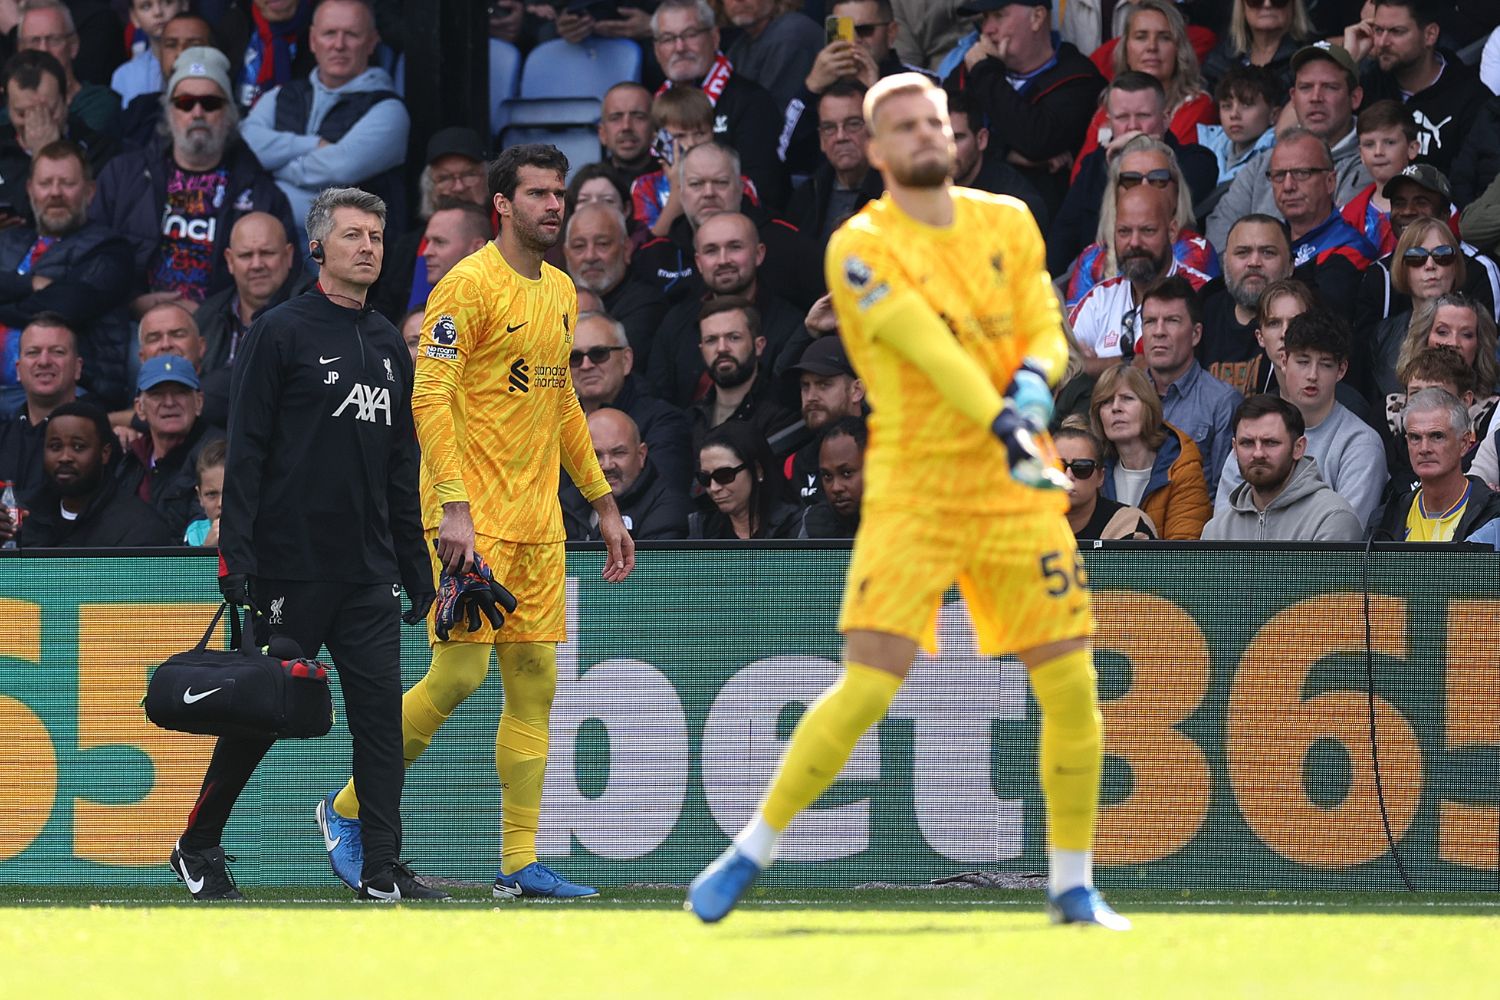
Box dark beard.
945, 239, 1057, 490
53, 465, 102, 498
1121, 250, 1167, 285
514, 212, 561, 252
890, 156, 951, 188
711, 354, 757, 389
1226, 274, 1266, 311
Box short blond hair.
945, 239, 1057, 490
864, 72, 946, 134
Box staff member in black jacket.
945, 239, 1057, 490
170, 186, 441, 902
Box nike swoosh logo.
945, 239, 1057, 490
175, 854, 205, 895
506, 322, 526, 332
364, 884, 400, 899
319, 355, 341, 364
183, 687, 223, 704
392, 584, 401, 597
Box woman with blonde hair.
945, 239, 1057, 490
1089, 364, 1212, 539
1062, 134, 1216, 308
1075, 0, 1217, 164
1370, 217, 1467, 397
1201, 0, 1316, 89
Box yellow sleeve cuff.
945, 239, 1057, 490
433, 479, 469, 505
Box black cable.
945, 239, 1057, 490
1362, 532, 1415, 891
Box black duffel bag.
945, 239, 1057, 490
145, 603, 334, 740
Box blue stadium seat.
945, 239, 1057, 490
497, 97, 603, 173
518, 37, 641, 100
490, 38, 523, 137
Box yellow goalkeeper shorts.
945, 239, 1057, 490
838, 506, 1093, 656
426, 531, 566, 645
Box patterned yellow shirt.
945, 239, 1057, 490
415, 241, 609, 542
825, 188, 1069, 516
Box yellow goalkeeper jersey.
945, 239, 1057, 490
414, 241, 609, 542
825, 187, 1069, 516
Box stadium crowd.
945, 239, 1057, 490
2, 0, 1500, 548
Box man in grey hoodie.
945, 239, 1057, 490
1204, 394, 1364, 541
241, 0, 409, 241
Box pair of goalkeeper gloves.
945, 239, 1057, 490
432, 540, 519, 641
991, 361, 1070, 492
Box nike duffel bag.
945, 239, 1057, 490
145, 603, 334, 740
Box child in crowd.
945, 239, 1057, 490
1197, 64, 1280, 186
182, 437, 224, 547
630, 87, 757, 237
111, 0, 188, 105
1341, 100, 1421, 256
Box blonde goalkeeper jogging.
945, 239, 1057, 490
317, 144, 636, 900
688, 73, 1128, 930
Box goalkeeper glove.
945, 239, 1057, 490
1006, 360, 1054, 428
992, 406, 1070, 492
431, 541, 519, 642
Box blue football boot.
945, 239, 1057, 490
315, 791, 364, 891
686, 845, 763, 923
1046, 885, 1132, 930
492, 862, 599, 900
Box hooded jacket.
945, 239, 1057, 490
1203, 456, 1363, 541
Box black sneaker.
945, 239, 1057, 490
170, 840, 245, 901
357, 861, 451, 901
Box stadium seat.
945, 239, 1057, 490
497, 124, 602, 176
518, 37, 641, 100
496, 97, 602, 171
490, 38, 523, 137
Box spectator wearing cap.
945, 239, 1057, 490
194, 211, 303, 388
562, 407, 692, 542
219, 0, 316, 112
722, 0, 824, 117
89, 46, 296, 316
371, 126, 490, 323
14, 0, 122, 137
1354, 0, 1487, 177
241, 0, 410, 240
783, 336, 865, 508
0, 50, 117, 207
115, 352, 223, 536
0, 141, 134, 408
943, 0, 1105, 218
116, 12, 214, 150
650, 0, 788, 210
1207, 43, 1371, 252
14, 400, 175, 548
1356, 164, 1500, 352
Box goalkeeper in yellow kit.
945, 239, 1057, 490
316, 144, 635, 900
688, 75, 1127, 929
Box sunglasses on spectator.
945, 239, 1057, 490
1119, 169, 1173, 189
1402, 245, 1458, 267
171, 94, 228, 113
1062, 459, 1100, 478
568, 345, 626, 367
1244, 0, 1291, 8
696, 463, 747, 487
853, 21, 890, 37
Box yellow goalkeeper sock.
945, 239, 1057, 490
331, 640, 491, 820
496, 642, 556, 875
758, 661, 902, 833
1029, 646, 1103, 853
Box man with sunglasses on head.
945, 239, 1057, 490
90, 46, 295, 318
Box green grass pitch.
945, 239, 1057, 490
6, 886, 1499, 998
